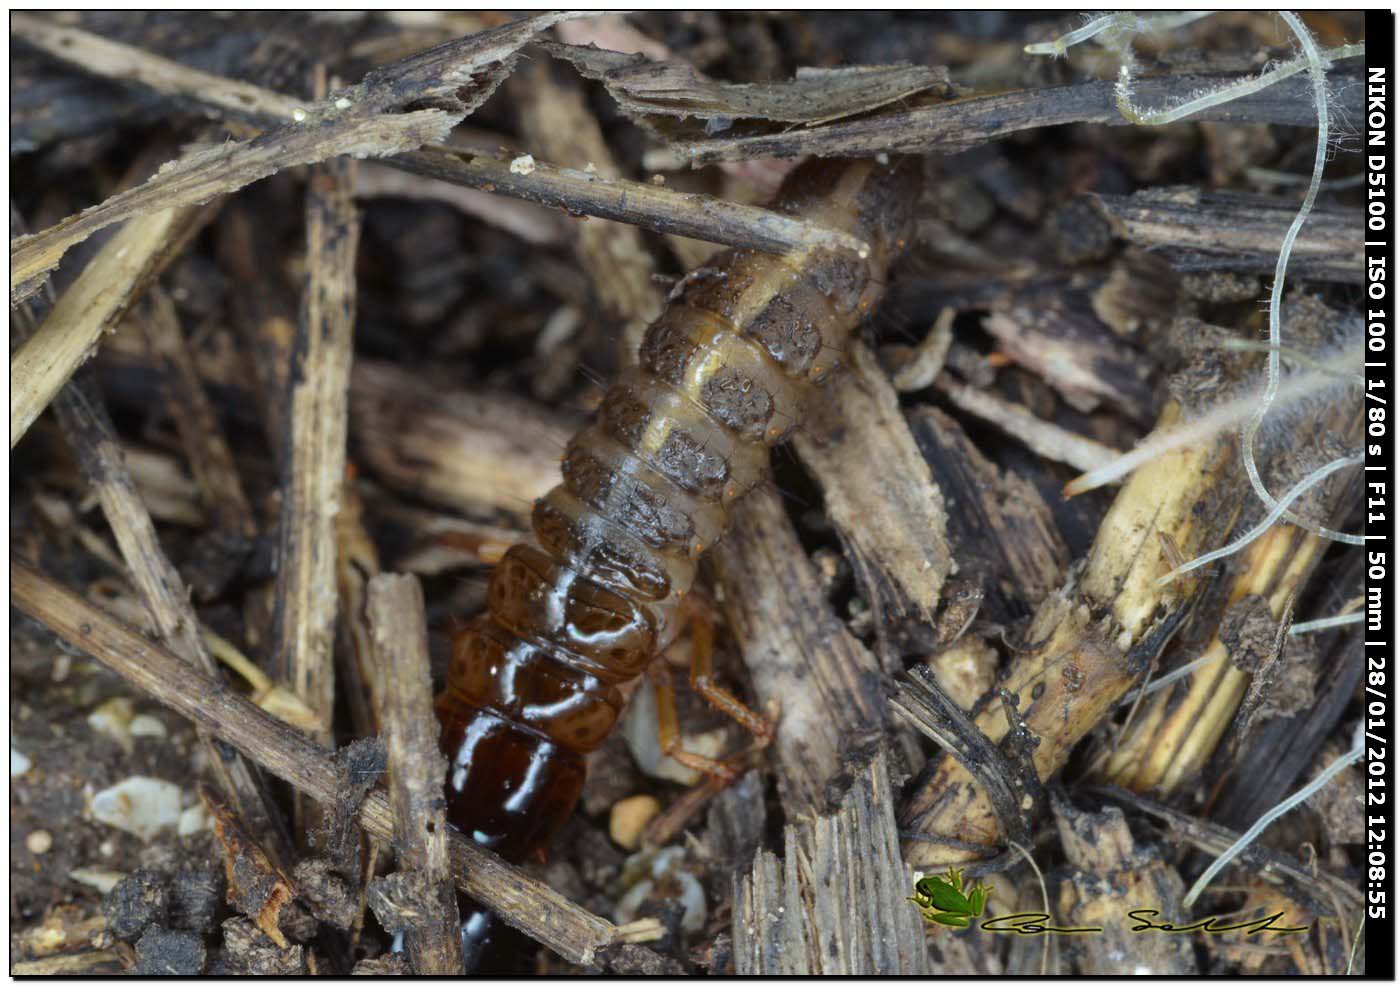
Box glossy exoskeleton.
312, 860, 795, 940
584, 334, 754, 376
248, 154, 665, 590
434, 157, 920, 884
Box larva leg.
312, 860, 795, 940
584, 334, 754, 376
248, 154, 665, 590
684, 593, 777, 743
651, 664, 741, 784
640, 774, 728, 848
428, 528, 515, 566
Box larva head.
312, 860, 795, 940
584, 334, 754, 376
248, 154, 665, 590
775, 156, 922, 270
847, 157, 922, 270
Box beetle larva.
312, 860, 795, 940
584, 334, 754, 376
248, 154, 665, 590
433, 157, 920, 869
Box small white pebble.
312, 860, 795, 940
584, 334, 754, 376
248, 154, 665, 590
88, 697, 136, 752
292, 108, 307, 122
70, 867, 125, 894
334, 97, 352, 110
11, 746, 32, 777
876, 152, 890, 165
26, 829, 53, 854
510, 154, 536, 176
584, 161, 598, 174
91, 776, 183, 842
128, 715, 167, 740
650, 174, 666, 186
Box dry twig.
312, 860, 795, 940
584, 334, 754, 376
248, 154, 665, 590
138, 287, 258, 544
734, 751, 929, 974
11, 12, 872, 271
513, 59, 664, 365
271, 151, 360, 751
11, 204, 212, 445
10, 561, 636, 970
9, 11, 571, 296
713, 489, 892, 817
365, 574, 463, 975
677, 65, 1363, 163
10, 228, 290, 859
792, 343, 953, 650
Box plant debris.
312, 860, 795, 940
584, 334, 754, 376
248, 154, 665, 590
9, 10, 1369, 978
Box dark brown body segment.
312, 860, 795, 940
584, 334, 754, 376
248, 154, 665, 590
435, 157, 920, 863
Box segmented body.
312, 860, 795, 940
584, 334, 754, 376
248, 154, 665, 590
434, 157, 920, 863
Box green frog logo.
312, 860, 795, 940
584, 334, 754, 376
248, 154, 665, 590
910, 866, 992, 930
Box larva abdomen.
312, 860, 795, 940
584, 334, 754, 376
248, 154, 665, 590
434, 157, 920, 863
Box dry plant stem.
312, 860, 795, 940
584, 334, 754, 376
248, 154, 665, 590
980, 306, 1152, 421
932, 375, 1119, 475
11, 205, 209, 446
271, 153, 360, 752
334, 478, 383, 741
365, 574, 463, 975
9, 11, 306, 122
9, 113, 451, 301
733, 751, 929, 974
354, 161, 567, 246
137, 288, 257, 540
1088, 188, 1362, 284
9, 561, 629, 969
900, 400, 1242, 868
214, 207, 298, 455
11, 13, 869, 273
1092, 785, 1362, 917
678, 67, 1362, 164
10, 248, 290, 861
1159, 452, 1361, 583
1212, 623, 1363, 837
514, 60, 663, 365
1102, 376, 1361, 792
9, 12, 576, 296
391, 145, 870, 257
1119, 39, 1361, 127
99, 444, 205, 527
537, 39, 949, 131
907, 407, 1070, 613
1104, 492, 1355, 793
47, 386, 290, 857
791, 342, 952, 648
349, 360, 571, 522
96, 332, 571, 524
891, 665, 1043, 854
202, 787, 297, 946
713, 488, 892, 817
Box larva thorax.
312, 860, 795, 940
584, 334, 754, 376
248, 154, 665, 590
435, 157, 920, 861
